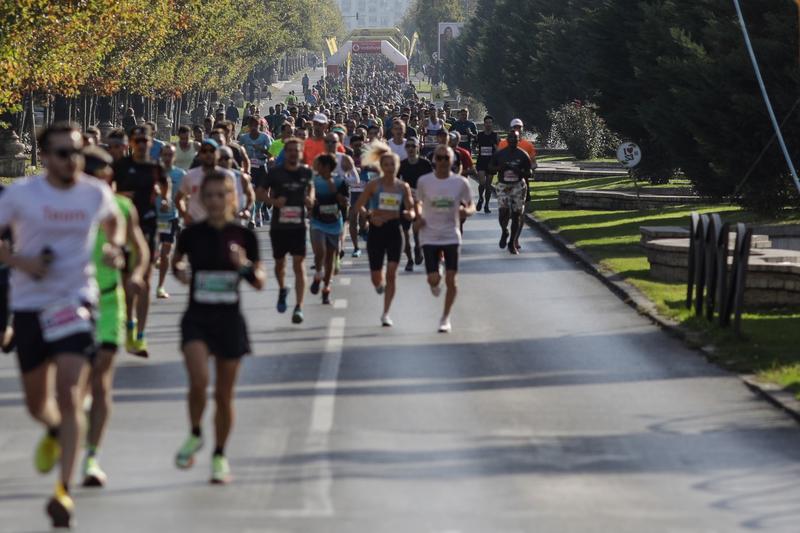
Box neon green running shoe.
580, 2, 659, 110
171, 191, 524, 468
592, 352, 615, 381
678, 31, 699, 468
128, 337, 149, 359
210, 454, 232, 485
34, 433, 61, 474
82, 455, 107, 487
175, 435, 204, 469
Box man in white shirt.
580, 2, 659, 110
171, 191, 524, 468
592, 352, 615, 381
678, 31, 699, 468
175, 138, 238, 225
0, 123, 123, 528
387, 119, 408, 161
414, 144, 475, 333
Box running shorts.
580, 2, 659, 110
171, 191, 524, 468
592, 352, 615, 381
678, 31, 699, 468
96, 286, 125, 350
158, 219, 180, 245
495, 181, 527, 212
13, 306, 96, 374
270, 227, 307, 259
422, 244, 460, 274
310, 227, 342, 251
181, 308, 250, 359
367, 223, 404, 271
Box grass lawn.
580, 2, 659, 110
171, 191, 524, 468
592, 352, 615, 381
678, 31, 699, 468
531, 175, 800, 396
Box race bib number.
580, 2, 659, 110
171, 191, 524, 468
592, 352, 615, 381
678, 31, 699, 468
431, 197, 455, 211
250, 158, 263, 169
280, 206, 303, 224
378, 192, 402, 211
39, 300, 92, 342
194, 271, 239, 304
480, 146, 494, 157
425, 135, 438, 145
319, 204, 339, 216
157, 220, 172, 233
503, 170, 521, 183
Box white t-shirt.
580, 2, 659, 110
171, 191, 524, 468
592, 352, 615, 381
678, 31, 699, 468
179, 166, 238, 222
388, 139, 408, 161
416, 172, 473, 246
0, 174, 118, 310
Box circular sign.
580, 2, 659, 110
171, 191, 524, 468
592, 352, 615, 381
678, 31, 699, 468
352, 43, 361, 53
617, 142, 642, 168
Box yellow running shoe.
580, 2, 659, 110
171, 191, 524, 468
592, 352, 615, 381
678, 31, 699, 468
34, 432, 61, 474
128, 337, 149, 359
210, 454, 232, 485
46, 482, 74, 529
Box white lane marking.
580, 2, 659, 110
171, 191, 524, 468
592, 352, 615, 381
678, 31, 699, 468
333, 299, 348, 309
342, 260, 353, 266
338, 277, 352, 286
302, 316, 346, 516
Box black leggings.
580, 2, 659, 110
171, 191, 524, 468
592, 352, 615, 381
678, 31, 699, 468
367, 222, 404, 271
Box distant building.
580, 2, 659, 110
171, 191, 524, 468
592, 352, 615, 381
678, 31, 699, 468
336, 0, 412, 31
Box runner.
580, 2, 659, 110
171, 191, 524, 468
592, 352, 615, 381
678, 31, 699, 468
175, 139, 239, 226
497, 119, 537, 251
348, 134, 368, 258
112, 124, 170, 358
0, 123, 123, 528
0, 185, 11, 353
263, 138, 314, 323
475, 115, 499, 213
174, 125, 200, 171
355, 142, 415, 326
387, 120, 408, 160
489, 130, 533, 255
415, 144, 475, 333
397, 137, 431, 271
217, 146, 256, 227
309, 154, 349, 304
171, 170, 265, 484
451, 108, 478, 153
155, 144, 186, 299
81, 146, 149, 488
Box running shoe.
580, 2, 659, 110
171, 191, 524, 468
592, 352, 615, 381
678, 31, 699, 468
405, 260, 414, 272
210, 454, 232, 485
499, 230, 509, 249
34, 432, 61, 474
414, 247, 423, 265
430, 283, 441, 298
156, 287, 169, 299
82, 455, 107, 487
476, 199, 484, 212
334, 254, 341, 275
310, 277, 321, 295
375, 284, 385, 295
128, 337, 149, 358
46, 482, 74, 529
322, 288, 331, 305
438, 317, 452, 333
484, 204, 491, 214
351, 249, 362, 258
175, 434, 204, 469
339, 249, 345, 260
509, 245, 520, 255
381, 314, 393, 327
277, 287, 289, 314
292, 306, 304, 324
125, 321, 137, 347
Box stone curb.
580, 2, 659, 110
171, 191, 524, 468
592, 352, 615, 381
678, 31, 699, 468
524, 212, 800, 423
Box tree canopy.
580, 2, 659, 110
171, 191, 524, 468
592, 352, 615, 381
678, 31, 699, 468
0, 0, 344, 113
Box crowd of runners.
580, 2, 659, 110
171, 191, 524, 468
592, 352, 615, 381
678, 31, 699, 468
0, 60, 537, 528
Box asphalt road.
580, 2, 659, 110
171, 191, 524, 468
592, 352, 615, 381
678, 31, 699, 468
1, 72, 800, 532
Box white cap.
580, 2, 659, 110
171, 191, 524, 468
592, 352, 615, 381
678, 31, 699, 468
312, 113, 329, 124
510, 118, 524, 128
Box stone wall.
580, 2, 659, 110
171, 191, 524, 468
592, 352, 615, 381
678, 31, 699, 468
559, 189, 707, 210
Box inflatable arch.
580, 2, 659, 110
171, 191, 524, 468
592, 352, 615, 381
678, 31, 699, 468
327, 40, 409, 79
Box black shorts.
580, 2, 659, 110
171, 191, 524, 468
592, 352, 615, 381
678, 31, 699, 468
422, 244, 460, 274
181, 308, 250, 359
251, 166, 269, 190
0, 276, 8, 332
158, 219, 180, 244
270, 227, 307, 259
13, 309, 96, 374
367, 223, 404, 271
476, 158, 493, 172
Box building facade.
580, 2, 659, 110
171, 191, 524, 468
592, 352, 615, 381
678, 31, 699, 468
337, 0, 412, 31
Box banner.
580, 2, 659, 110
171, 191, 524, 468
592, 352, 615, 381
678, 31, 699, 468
325, 37, 338, 56
351, 41, 382, 54
346, 52, 352, 94
437, 22, 464, 62
409, 32, 419, 58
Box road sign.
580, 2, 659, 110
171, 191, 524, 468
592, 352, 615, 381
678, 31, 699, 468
617, 142, 642, 168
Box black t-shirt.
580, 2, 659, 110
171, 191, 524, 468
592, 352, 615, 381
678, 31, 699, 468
406, 125, 418, 139
398, 157, 433, 190
112, 157, 163, 226
452, 120, 478, 150
489, 147, 532, 183
265, 165, 314, 229
176, 221, 259, 309
476, 131, 500, 169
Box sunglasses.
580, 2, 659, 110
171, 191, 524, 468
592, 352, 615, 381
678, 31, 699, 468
51, 148, 81, 159
434, 155, 450, 161
133, 138, 148, 144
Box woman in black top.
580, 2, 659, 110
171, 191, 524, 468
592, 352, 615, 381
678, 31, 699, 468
171, 171, 265, 484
